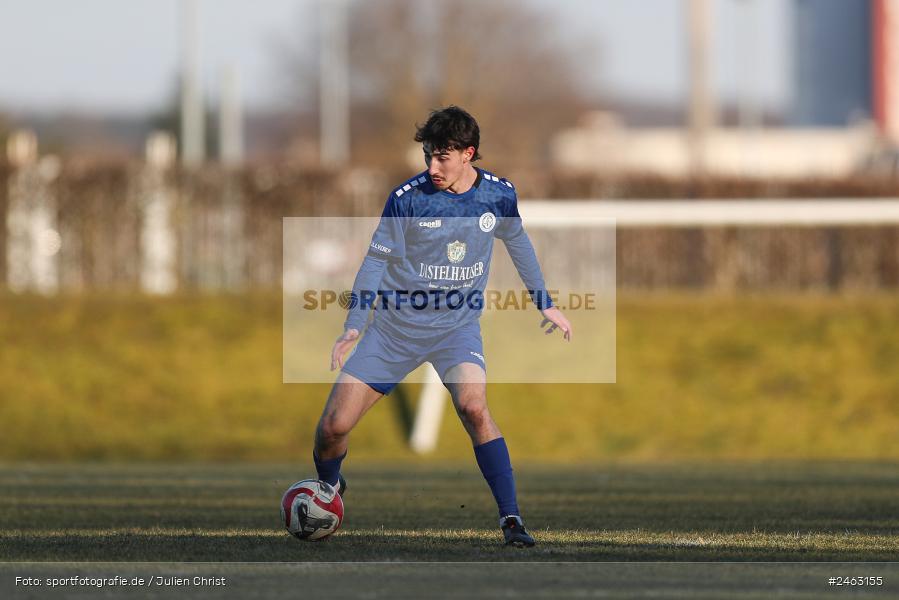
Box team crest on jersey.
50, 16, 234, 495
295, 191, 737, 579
447, 240, 466, 263
479, 212, 496, 233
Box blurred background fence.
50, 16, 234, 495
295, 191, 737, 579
5, 152, 899, 294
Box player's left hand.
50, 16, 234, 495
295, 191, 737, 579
540, 307, 571, 341
331, 328, 360, 371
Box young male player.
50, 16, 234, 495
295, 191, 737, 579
312, 106, 571, 547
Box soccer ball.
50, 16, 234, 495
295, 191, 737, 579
280, 479, 344, 541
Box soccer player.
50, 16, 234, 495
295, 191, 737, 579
312, 106, 571, 547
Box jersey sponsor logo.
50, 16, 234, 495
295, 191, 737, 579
370, 241, 392, 254
418, 219, 442, 228
479, 212, 496, 233
469, 351, 485, 363
447, 240, 466, 263
418, 260, 485, 281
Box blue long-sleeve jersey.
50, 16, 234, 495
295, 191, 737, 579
344, 168, 552, 339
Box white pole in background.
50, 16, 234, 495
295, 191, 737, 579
409, 364, 447, 454
219, 65, 244, 165
736, 0, 762, 131
140, 132, 178, 295
218, 65, 246, 290
320, 0, 350, 167
181, 0, 205, 166
736, 0, 762, 177
6, 130, 36, 293
687, 0, 715, 177
5, 130, 61, 296
31, 156, 61, 295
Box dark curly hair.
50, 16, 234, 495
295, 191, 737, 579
414, 106, 482, 161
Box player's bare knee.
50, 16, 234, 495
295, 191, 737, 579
317, 414, 353, 445
456, 402, 490, 429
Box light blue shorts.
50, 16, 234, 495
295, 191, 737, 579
341, 321, 485, 395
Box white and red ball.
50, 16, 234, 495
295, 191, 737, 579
280, 479, 344, 541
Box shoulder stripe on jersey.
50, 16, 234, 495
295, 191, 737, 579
481, 171, 514, 189
396, 174, 428, 197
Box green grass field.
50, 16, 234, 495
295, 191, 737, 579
2, 462, 898, 598
2, 462, 897, 562
2, 292, 899, 462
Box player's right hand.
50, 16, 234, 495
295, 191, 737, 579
331, 328, 360, 371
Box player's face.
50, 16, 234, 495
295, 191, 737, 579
423, 144, 473, 191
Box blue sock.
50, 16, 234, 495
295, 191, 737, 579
473, 437, 520, 518
312, 450, 345, 487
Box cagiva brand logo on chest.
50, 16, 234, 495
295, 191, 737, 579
418, 219, 442, 228
447, 240, 466, 263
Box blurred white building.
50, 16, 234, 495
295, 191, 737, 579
551, 111, 879, 179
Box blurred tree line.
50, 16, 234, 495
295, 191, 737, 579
281, 0, 594, 174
